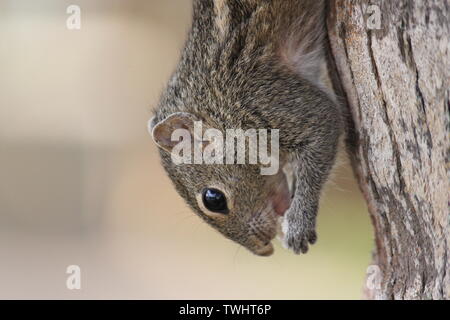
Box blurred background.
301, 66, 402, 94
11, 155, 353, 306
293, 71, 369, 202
0, 0, 373, 299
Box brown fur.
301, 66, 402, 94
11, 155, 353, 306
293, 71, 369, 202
150, 0, 345, 255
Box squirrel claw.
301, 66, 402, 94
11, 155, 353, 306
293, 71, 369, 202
282, 218, 317, 254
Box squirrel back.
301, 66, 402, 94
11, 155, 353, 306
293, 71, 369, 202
155, 0, 333, 125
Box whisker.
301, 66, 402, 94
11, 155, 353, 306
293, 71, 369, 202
233, 244, 242, 266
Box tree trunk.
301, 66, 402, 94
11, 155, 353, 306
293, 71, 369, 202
327, 0, 449, 299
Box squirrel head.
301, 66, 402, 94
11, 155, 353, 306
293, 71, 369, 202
149, 112, 291, 256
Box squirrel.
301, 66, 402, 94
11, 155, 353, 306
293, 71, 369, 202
148, 0, 346, 256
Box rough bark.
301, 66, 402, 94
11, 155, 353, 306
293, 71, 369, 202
327, 0, 449, 299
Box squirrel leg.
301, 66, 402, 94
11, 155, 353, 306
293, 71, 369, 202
280, 98, 343, 254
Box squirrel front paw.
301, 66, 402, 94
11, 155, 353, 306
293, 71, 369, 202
281, 215, 317, 254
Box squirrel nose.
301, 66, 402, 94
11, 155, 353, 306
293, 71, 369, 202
253, 242, 274, 256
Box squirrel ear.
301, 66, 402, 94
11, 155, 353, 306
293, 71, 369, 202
149, 112, 197, 152
147, 115, 158, 133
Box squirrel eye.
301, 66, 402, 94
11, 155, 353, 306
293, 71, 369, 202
202, 188, 228, 214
